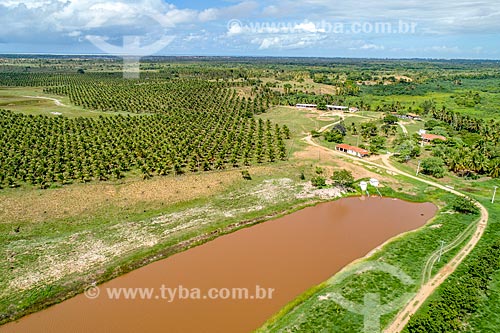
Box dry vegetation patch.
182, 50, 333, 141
0, 172, 241, 224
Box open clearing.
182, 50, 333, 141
0, 87, 135, 118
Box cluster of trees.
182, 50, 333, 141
394, 139, 421, 163
420, 157, 446, 178
311, 169, 354, 190
406, 241, 500, 332
352, 120, 395, 153
453, 90, 481, 107
0, 103, 288, 189
432, 141, 500, 178
428, 105, 499, 137
418, 108, 500, 178
323, 117, 397, 155
391, 103, 499, 179
0, 69, 259, 87
269, 90, 336, 108
400, 138, 499, 179
336, 80, 360, 96
361, 79, 456, 96
324, 123, 346, 143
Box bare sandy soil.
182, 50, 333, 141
0, 171, 241, 224
22, 96, 66, 107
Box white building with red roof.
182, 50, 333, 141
335, 144, 370, 158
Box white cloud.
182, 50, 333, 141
227, 21, 245, 36
1, 0, 62, 9
252, 34, 326, 50
197, 1, 259, 22
257, 37, 281, 50
199, 8, 218, 22
359, 43, 385, 51
294, 22, 325, 33
1, 0, 499, 58
262, 5, 279, 16
424, 45, 461, 53
263, 0, 500, 34
0, 0, 199, 39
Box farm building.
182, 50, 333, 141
392, 112, 422, 120
327, 105, 348, 111
420, 133, 447, 143
348, 107, 359, 113
407, 113, 422, 120
335, 144, 370, 158
296, 104, 317, 109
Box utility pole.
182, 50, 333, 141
437, 240, 446, 263
493, 186, 498, 204
416, 160, 422, 176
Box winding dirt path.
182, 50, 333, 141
302, 135, 489, 333
318, 118, 343, 133
316, 111, 380, 134
23, 96, 66, 107
397, 122, 408, 135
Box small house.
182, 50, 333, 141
335, 144, 370, 158
420, 133, 447, 143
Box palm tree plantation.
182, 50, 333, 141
0, 56, 499, 333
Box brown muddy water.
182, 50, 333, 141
1, 197, 436, 333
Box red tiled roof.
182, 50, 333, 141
421, 133, 447, 141
336, 144, 370, 155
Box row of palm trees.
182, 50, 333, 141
433, 142, 500, 178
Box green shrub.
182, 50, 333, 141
331, 170, 354, 188
451, 197, 479, 214
241, 170, 252, 180
311, 176, 326, 188
323, 129, 345, 143
421, 157, 446, 178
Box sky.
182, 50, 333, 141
0, 0, 499, 59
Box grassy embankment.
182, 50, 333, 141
397, 174, 500, 332
256, 106, 495, 332
358, 86, 500, 120
256, 175, 479, 332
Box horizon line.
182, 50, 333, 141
0, 52, 499, 62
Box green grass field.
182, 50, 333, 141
257, 177, 479, 332
357, 90, 500, 119
0, 87, 137, 118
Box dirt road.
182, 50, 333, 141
302, 135, 489, 333
23, 95, 66, 107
